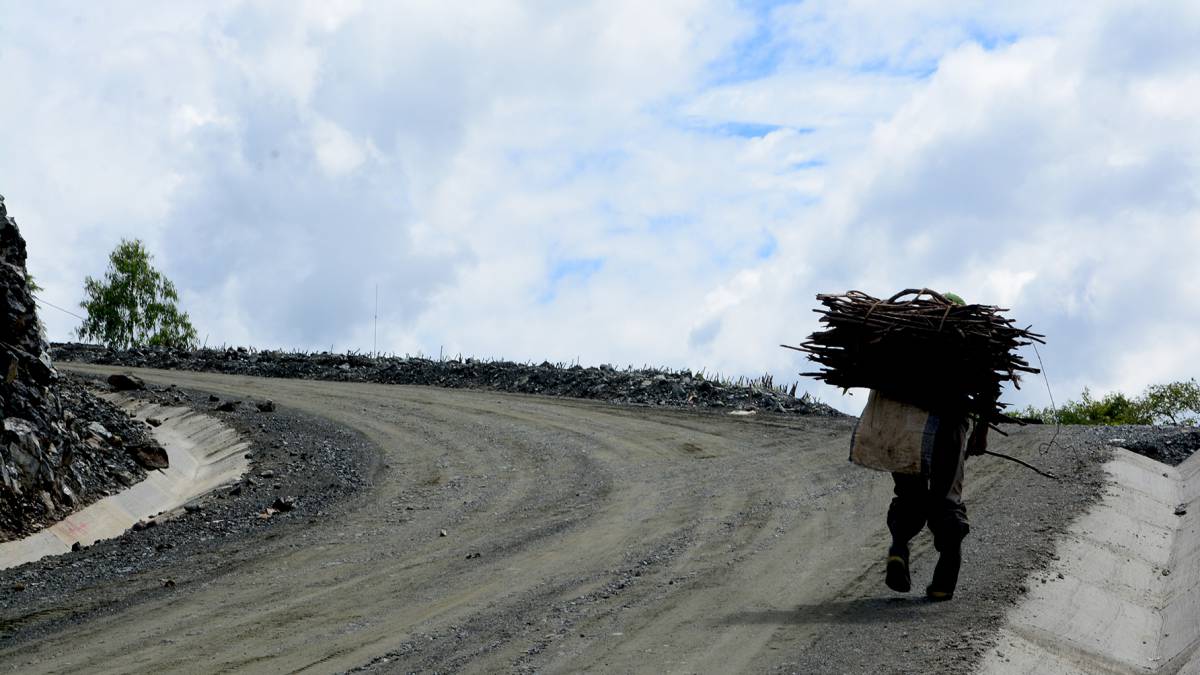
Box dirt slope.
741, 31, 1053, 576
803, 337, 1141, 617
0, 365, 1107, 674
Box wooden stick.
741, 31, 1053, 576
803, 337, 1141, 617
980, 449, 1058, 480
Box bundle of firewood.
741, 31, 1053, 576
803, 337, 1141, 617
784, 289, 1044, 423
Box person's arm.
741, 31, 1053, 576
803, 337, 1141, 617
966, 417, 989, 456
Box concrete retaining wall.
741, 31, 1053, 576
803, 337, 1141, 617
0, 397, 248, 570
981, 448, 1200, 674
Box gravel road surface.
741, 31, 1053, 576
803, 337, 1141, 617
0, 365, 1108, 674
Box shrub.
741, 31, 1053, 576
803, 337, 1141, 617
1021, 379, 1200, 426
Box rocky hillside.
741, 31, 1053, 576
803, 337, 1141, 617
1, 195, 162, 541
52, 344, 842, 416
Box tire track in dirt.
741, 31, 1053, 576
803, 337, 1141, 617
1, 365, 1105, 674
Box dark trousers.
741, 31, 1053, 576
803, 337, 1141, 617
887, 415, 969, 552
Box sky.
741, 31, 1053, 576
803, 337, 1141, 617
2, 0, 1198, 414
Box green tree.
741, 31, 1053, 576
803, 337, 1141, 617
1054, 388, 1152, 425
25, 272, 46, 337
1141, 379, 1200, 425
1020, 380, 1200, 426
77, 239, 198, 349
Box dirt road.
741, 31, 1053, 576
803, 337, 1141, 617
0, 365, 1106, 674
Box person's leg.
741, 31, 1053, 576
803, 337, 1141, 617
886, 472, 928, 592
888, 473, 929, 544
926, 416, 970, 600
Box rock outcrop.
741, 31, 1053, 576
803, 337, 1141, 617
1, 194, 161, 541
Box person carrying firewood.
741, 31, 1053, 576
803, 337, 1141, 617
882, 395, 991, 601
864, 292, 995, 601
868, 291, 995, 601
789, 287, 1044, 602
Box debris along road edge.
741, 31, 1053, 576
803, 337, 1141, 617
0, 396, 248, 569
1, 364, 1108, 674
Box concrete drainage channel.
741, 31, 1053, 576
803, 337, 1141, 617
981, 447, 1200, 674
0, 395, 249, 570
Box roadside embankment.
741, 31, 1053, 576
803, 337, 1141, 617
51, 342, 839, 416
0, 396, 248, 569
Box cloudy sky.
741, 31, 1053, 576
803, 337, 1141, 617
3, 0, 1197, 413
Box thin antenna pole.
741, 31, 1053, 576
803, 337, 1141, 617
373, 284, 378, 359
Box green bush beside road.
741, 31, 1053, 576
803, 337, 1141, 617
1021, 378, 1200, 426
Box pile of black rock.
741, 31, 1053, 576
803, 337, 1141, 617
1, 195, 163, 541
52, 343, 841, 417
1107, 427, 1200, 466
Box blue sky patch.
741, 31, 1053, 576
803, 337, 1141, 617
647, 213, 694, 233
702, 0, 800, 85
967, 25, 1020, 51
566, 149, 627, 177
539, 257, 604, 304
789, 159, 825, 171
711, 121, 783, 138
676, 118, 812, 139
688, 317, 722, 349
854, 56, 939, 79
756, 232, 778, 260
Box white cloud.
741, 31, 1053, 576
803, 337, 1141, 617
3, 1, 1199, 415
310, 118, 367, 176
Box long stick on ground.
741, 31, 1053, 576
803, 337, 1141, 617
981, 449, 1058, 481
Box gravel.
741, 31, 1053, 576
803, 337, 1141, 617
8, 348, 1200, 672
2, 367, 1194, 674
0, 372, 375, 644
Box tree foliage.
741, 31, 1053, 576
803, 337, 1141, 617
24, 272, 46, 337
1021, 379, 1200, 426
1142, 379, 1200, 425
77, 239, 198, 349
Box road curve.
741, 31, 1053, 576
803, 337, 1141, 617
1, 365, 1091, 674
